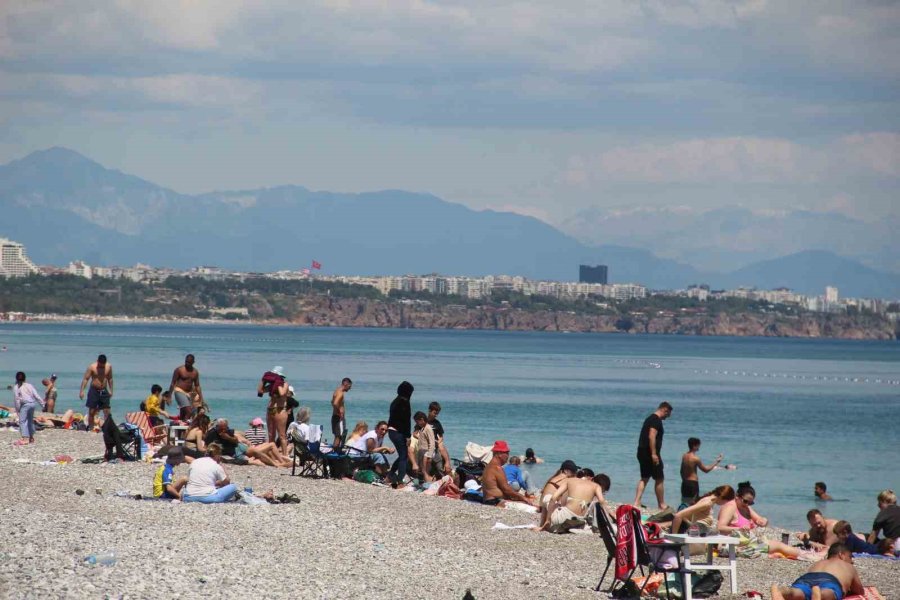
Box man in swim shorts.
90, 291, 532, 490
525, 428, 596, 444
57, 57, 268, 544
771, 542, 864, 600
169, 354, 203, 420
680, 437, 723, 507
79, 354, 113, 429
331, 377, 352, 448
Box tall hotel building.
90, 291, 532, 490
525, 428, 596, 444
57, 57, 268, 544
0, 237, 39, 277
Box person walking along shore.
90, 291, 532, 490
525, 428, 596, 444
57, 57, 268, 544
633, 401, 672, 510
79, 354, 113, 429
13, 372, 44, 446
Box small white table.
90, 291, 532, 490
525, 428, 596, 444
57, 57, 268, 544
168, 425, 189, 446
663, 533, 739, 600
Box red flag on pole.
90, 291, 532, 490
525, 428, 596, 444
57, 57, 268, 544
311, 260, 322, 270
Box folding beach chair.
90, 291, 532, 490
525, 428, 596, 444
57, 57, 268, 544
125, 411, 167, 447
592, 502, 619, 592
290, 425, 331, 478
101, 416, 141, 461
633, 507, 689, 599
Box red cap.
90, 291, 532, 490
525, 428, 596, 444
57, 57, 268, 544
492, 440, 510, 453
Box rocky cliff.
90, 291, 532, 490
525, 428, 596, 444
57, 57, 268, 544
278, 297, 897, 340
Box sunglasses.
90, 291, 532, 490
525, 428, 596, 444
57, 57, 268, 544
739, 497, 755, 506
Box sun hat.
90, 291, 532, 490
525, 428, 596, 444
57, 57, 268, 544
491, 440, 510, 453
250, 417, 264, 427
271, 366, 285, 376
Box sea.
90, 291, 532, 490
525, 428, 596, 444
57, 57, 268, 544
2, 322, 898, 532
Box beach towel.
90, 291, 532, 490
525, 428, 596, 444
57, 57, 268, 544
492, 522, 535, 530
615, 504, 639, 581
845, 587, 885, 600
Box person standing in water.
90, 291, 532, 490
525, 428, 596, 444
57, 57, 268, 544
680, 437, 723, 507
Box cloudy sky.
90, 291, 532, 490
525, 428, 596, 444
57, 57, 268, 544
1, 0, 898, 224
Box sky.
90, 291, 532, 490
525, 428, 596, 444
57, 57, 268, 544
1, 0, 899, 225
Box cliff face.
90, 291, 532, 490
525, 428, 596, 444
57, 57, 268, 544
282, 297, 897, 340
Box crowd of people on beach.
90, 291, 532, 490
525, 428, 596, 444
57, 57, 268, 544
6, 356, 899, 598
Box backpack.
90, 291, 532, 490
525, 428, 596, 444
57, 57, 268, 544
691, 571, 723, 598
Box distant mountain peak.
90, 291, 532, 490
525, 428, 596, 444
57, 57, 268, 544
17, 146, 100, 168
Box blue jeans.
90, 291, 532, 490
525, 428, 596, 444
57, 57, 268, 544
183, 484, 238, 504
18, 402, 38, 438
387, 429, 409, 485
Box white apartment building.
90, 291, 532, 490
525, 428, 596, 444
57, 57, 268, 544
0, 238, 39, 278
825, 286, 839, 304
67, 260, 93, 279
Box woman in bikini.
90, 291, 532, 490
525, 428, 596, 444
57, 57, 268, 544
537, 460, 579, 530
258, 370, 290, 458
182, 414, 211, 460
717, 481, 803, 558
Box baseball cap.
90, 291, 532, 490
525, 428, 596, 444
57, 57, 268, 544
250, 417, 264, 427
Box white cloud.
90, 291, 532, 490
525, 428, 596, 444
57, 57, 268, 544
838, 132, 900, 178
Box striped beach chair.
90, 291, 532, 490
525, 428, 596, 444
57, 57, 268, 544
124, 411, 167, 447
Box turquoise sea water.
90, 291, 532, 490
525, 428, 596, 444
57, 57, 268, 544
2, 322, 898, 532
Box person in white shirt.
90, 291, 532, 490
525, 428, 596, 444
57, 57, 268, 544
347, 420, 394, 475
183, 443, 237, 503
13, 372, 45, 446
287, 407, 316, 444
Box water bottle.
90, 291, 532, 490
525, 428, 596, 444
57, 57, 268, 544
244, 475, 253, 494
84, 551, 117, 566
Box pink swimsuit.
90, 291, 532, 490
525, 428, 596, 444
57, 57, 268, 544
726, 500, 756, 529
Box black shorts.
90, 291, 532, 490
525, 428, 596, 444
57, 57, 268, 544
637, 450, 664, 480
331, 414, 346, 438
482, 497, 502, 506
681, 479, 699, 501
86, 388, 111, 410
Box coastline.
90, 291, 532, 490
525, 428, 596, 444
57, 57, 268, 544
2, 310, 897, 340
2, 430, 898, 599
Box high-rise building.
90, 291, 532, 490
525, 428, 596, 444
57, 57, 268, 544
825, 286, 839, 304
0, 238, 39, 278
579, 264, 608, 284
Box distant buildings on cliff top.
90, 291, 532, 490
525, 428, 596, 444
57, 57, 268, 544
0, 237, 896, 319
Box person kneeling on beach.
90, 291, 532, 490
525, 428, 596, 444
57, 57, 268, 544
154, 447, 188, 500
481, 441, 538, 508
183, 443, 238, 504
771, 542, 863, 600
542, 468, 609, 533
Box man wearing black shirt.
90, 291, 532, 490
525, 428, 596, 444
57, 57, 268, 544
632, 402, 673, 510
427, 401, 451, 476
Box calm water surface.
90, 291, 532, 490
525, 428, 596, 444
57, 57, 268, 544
2, 322, 897, 531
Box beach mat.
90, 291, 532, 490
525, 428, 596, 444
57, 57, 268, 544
845, 587, 885, 600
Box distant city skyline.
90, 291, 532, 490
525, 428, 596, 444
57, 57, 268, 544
1, 1, 897, 227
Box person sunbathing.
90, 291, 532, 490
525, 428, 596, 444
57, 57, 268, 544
537, 460, 579, 529
481, 440, 538, 507
671, 485, 734, 534
717, 481, 804, 559
771, 542, 863, 600
798, 509, 840, 550
541, 468, 608, 533
205, 418, 291, 468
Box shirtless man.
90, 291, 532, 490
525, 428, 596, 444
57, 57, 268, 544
680, 437, 723, 506
799, 509, 840, 551
815, 482, 834, 502
169, 354, 203, 421
771, 542, 864, 600
543, 468, 609, 533
331, 377, 352, 448
79, 354, 113, 429
481, 440, 538, 507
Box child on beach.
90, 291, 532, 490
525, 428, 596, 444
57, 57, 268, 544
153, 447, 187, 500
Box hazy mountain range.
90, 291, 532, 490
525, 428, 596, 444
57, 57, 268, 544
558, 206, 900, 274
2, 147, 899, 299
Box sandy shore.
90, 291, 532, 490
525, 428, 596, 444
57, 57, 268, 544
1, 429, 897, 599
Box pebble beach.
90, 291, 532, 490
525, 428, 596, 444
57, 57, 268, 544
2, 429, 898, 600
